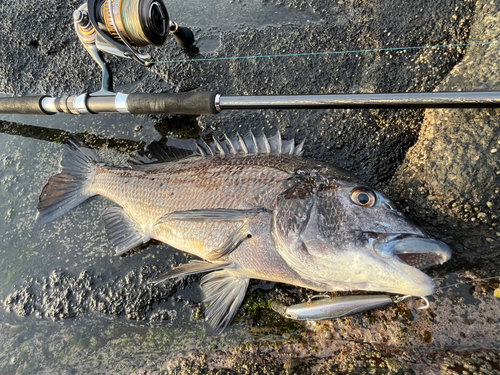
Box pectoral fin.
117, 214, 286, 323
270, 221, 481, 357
156, 208, 267, 224
201, 270, 249, 336
207, 224, 252, 260
102, 207, 151, 256
152, 260, 232, 285
156, 208, 264, 260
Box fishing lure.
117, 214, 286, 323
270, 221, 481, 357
272, 275, 500, 321
271, 294, 429, 321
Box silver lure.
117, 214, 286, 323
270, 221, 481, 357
271, 294, 429, 321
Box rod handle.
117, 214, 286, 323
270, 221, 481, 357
126, 91, 219, 115
0, 96, 53, 115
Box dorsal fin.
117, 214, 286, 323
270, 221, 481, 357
235, 133, 248, 154
130, 138, 200, 165
268, 131, 282, 154
204, 130, 305, 157
132, 131, 305, 165
243, 131, 258, 154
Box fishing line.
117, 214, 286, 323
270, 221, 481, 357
151, 40, 500, 65
392, 275, 500, 310
401, 276, 500, 311
435, 275, 500, 291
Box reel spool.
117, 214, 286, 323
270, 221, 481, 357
99, 0, 169, 47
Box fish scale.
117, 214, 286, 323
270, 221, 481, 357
93, 156, 294, 207
91, 154, 307, 264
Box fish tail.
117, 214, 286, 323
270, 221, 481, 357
36, 136, 102, 225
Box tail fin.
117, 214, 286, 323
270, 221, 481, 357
36, 136, 102, 225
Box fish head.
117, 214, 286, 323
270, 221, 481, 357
273, 167, 451, 296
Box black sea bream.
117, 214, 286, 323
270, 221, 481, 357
37, 133, 451, 335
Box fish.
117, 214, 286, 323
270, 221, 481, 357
36, 132, 452, 335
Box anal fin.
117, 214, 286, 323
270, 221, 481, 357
102, 206, 151, 256
201, 270, 249, 336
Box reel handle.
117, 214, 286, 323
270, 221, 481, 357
169, 22, 195, 49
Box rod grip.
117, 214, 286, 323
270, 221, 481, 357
0, 96, 52, 115
126, 91, 219, 115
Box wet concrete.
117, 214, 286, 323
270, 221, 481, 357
0, 0, 499, 373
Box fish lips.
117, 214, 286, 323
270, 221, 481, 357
371, 233, 452, 269
369, 233, 452, 296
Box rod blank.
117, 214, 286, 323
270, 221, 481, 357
219, 91, 500, 110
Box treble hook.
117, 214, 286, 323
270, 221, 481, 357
307, 294, 331, 304
393, 295, 430, 309
418, 296, 430, 310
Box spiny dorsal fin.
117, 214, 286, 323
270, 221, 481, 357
201, 130, 305, 157
132, 131, 305, 165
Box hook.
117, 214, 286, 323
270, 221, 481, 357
393, 295, 430, 309
417, 296, 430, 310
307, 294, 331, 304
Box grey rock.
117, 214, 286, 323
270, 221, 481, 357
389, 0, 500, 273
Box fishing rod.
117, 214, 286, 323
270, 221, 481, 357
1, 0, 500, 116
3, 90, 500, 116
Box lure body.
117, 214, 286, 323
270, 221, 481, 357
273, 295, 393, 321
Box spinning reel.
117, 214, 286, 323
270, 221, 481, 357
73, 0, 194, 94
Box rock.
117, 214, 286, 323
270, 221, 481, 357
389, 0, 500, 273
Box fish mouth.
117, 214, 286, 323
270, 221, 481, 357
370, 233, 452, 270
368, 233, 451, 296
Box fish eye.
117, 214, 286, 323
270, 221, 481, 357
350, 188, 376, 207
